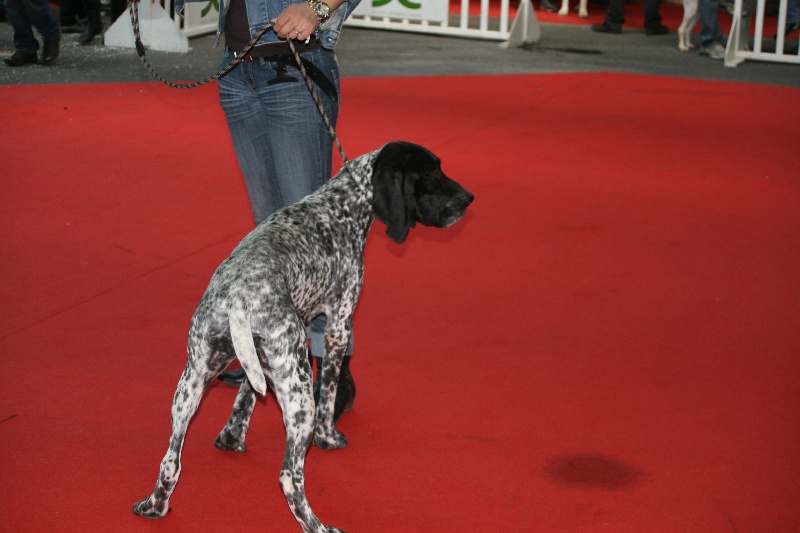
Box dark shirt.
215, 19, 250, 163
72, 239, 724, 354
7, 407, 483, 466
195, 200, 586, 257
225, 0, 251, 53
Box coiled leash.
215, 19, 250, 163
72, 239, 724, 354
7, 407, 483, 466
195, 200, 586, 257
128, 0, 348, 164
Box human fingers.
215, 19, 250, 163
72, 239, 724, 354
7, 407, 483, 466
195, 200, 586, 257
273, 3, 318, 39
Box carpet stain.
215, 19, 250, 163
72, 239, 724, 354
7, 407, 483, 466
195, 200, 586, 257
543, 453, 645, 490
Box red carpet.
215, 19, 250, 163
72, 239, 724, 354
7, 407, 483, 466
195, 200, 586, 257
1, 73, 799, 532
450, 0, 781, 35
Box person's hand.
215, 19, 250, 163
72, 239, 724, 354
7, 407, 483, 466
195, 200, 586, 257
273, 2, 318, 41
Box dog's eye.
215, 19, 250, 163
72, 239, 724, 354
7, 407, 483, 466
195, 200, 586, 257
421, 168, 437, 179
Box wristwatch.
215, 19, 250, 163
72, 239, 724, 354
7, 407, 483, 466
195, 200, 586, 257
305, 0, 331, 24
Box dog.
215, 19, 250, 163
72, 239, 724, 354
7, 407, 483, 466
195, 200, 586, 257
559, 0, 589, 18
132, 141, 474, 533
677, 0, 699, 51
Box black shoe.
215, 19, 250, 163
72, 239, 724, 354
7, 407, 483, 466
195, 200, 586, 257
218, 368, 246, 386
313, 356, 356, 424
4, 51, 38, 66
645, 24, 669, 35
592, 22, 622, 34
42, 38, 60, 63
79, 22, 102, 45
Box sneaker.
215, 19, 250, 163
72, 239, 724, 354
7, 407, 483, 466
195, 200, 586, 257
592, 22, 622, 34
699, 43, 725, 60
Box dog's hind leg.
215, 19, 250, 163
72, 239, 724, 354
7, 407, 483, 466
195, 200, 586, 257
134, 332, 232, 519
133, 360, 216, 518
215, 380, 257, 452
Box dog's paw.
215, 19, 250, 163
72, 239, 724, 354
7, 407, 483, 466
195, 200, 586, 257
314, 428, 348, 450
557, 6, 568, 15
579, 8, 588, 17
132, 498, 171, 519
214, 432, 247, 452
325, 527, 346, 532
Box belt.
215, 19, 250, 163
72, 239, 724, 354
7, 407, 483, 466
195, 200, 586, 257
233, 38, 321, 60
231, 41, 338, 103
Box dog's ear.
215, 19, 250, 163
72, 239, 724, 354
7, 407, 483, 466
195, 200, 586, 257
372, 144, 417, 243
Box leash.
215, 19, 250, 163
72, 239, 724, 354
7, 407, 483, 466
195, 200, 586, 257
128, 0, 349, 164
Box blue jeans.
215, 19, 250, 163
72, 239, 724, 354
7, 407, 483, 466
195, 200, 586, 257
5, 0, 60, 54
699, 0, 723, 47
218, 47, 340, 225
218, 46, 352, 357
788, 0, 799, 24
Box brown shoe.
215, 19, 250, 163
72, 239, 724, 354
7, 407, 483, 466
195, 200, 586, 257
42, 38, 60, 63
4, 51, 38, 66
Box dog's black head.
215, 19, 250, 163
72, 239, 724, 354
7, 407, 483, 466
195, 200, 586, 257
371, 141, 474, 243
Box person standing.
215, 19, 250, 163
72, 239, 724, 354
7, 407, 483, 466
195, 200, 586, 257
177, 0, 361, 421
78, 0, 103, 45
697, 0, 725, 59
3, 0, 61, 66
592, 0, 669, 34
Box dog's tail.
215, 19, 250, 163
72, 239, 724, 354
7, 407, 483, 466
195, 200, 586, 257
228, 304, 268, 397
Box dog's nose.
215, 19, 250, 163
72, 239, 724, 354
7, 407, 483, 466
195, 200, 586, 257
460, 192, 475, 209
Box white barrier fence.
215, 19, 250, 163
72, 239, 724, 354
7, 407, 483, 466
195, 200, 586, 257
725, 0, 800, 66
178, 0, 541, 47
104, 0, 216, 51
345, 0, 539, 46
181, 0, 220, 37
107, 0, 539, 51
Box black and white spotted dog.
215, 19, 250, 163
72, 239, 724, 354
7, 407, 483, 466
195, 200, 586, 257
132, 141, 473, 533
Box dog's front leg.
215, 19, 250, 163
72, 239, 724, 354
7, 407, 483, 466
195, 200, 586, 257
313, 326, 350, 450
273, 342, 344, 532
215, 379, 257, 452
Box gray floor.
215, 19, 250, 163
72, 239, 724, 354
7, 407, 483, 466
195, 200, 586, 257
1, 14, 798, 87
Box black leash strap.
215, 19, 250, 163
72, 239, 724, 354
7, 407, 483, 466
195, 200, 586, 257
128, 0, 348, 163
